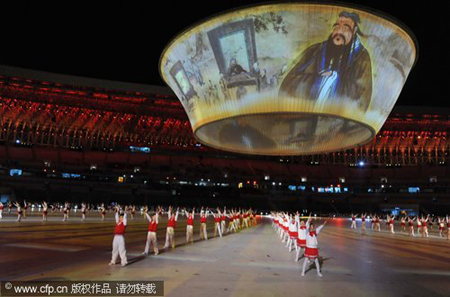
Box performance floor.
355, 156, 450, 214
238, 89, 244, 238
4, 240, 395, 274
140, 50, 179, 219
0, 212, 450, 297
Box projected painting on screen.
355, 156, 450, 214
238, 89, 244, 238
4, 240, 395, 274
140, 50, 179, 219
220, 30, 250, 75
160, 3, 417, 155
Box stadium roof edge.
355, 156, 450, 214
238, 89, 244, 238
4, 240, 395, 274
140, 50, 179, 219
0, 64, 175, 96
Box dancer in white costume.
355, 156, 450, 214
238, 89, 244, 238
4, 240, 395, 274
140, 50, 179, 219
81, 203, 86, 221
23, 200, 28, 219
42, 201, 48, 221
227, 210, 237, 233
164, 206, 179, 250
221, 208, 227, 235
243, 210, 249, 228
401, 216, 407, 232
301, 220, 327, 277
438, 217, 446, 237
185, 207, 195, 244
286, 214, 298, 252
130, 205, 136, 220
0, 202, 3, 219
212, 208, 223, 238
109, 205, 128, 266
387, 214, 395, 234
361, 213, 367, 234
282, 214, 290, 243
408, 216, 416, 237
100, 203, 106, 221
14, 201, 22, 222
295, 213, 312, 262
199, 207, 209, 240
421, 215, 430, 238
350, 213, 357, 229
62, 202, 70, 221
143, 206, 161, 256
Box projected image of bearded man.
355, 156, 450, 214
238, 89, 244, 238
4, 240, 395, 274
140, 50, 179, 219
279, 11, 372, 111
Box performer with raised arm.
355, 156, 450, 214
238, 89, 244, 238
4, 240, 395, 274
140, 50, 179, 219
109, 205, 128, 266
14, 201, 22, 222
185, 207, 195, 244
387, 214, 395, 234
213, 208, 223, 238
228, 209, 236, 233
23, 200, 28, 219
295, 213, 312, 262
243, 210, 249, 228
286, 213, 298, 252
282, 213, 290, 243
81, 202, 86, 221
361, 213, 367, 234
236, 209, 242, 230
221, 207, 227, 235
408, 216, 416, 237
100, 203, 106, 221
301, 220, 328, 277
62, 202, 70, 221
164, 206, 179, 250
42, 201, 48, 221
199, 207, 209, 240
350, 213, 357, 229
438, 217, 446, 237
143, 205, 148, 220
249, 210, 254, 227
130, 205, 136, 220
421, 215, 430, 238
374, 214, 381, 232
401, 216, 407, 232
143, 206, 161, 256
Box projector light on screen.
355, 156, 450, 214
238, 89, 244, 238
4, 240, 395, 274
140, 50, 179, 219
160, 3, 417, 155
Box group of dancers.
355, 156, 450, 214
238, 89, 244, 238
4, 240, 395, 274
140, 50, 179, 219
1, 200, 137, 222
349, 213, 450, 240
110, 205, 258, 266
272, 212, 327, 277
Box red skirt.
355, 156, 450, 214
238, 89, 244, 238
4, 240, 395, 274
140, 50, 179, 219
43, 211, 48, 215
401, 223, 406, 227
297, 239, 306, 247
439, 227, 445, 231
305, 247, 319, 259
289, 231, 298, 238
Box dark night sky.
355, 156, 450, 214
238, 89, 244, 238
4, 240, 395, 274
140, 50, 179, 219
0, 1, 447, 107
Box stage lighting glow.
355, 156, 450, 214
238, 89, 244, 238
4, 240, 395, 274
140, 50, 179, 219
160, 3, 417, 155
359, 161, 365, 167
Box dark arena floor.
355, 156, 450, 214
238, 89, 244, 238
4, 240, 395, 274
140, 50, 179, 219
1, 211, 449, 297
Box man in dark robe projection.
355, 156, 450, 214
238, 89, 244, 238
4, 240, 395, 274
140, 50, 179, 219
279, 11, 372, 111
227, 58, 247, 77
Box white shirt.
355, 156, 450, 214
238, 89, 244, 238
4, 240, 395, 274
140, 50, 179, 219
306, 225, 324, 249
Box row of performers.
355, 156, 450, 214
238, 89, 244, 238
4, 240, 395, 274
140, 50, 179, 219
0, 201, 258, 225
1, 201, 134, 221
349, 213, 450, 239
272, 212, 327, 277
110, 206, 258, 266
